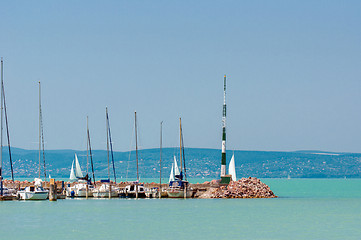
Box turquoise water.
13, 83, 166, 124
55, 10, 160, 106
1, 179, 361, 240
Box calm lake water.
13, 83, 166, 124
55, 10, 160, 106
1, 179, 361, 240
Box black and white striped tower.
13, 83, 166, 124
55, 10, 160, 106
221, 75, 227, 178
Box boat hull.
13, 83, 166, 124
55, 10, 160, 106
92, 191, 118, 198
0, 195, 19, 201
66, 183, 94, 198
167, 189, 193, 198
125, 192, 147, 198
18, 191, 48, 200
66, 188, 93, 198
77, 189, 93, 197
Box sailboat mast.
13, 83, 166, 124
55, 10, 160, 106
86, 116, 89, 175
106, 107, 110, 180
221, 75, 227, 178
1, 62, 14, 182
135, 111, 139, 181
87, 117, 95, 184
135, 111, 139, 199
159, 121, 163, 199
0, 58, 3, 196
181, 125, 187, 181
38, 81, 46, 180
179, 118, 182, 176
38, 81, 41, 179
106, 109, 116, 183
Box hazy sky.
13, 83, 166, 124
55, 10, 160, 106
0, 1, 360, 152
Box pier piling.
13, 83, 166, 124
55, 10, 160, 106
184, 182, 187, 199
49, 179, 57, 201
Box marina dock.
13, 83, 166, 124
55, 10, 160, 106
0, 177, 276, 200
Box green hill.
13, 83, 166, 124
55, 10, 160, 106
1, 148, 360, 179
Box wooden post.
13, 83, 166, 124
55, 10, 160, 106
54, 182, 57, 200
135, 183, 138, 199
49, 178, 57, 201
86, 184, 88, 199
184, 183, 186, 199
109, 184, 112, 199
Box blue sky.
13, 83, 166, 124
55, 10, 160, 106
0, 1, 360, 152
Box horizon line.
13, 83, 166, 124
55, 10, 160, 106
1, 146, 357, 154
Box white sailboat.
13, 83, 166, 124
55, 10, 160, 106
66, 153, 94, 197
228, 153, 236, 181
168, 156, 180, 183
69, 154, 84, 182
167, 118, 193, 198
173, 156, 180, 177
18, 82, 48, 200
69, 161, 75, 181
169, 163, 175, 182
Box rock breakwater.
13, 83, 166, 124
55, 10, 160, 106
198, 177, 277, 198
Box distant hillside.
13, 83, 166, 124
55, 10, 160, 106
1, 148, 361, 179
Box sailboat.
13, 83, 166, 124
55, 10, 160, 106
0, 58, 17, 200
69, 116, 96, 198
66, 153, 94, 197
228, 153, 236, 181
123, 111, 146, 198
173, 156, 180, 178
166, 118, 193, 198
69, 154, 84, 181
168, 156, 180, 183
92, 107, 119, 198
18, 82, 48, 200
169, 163, 175, 182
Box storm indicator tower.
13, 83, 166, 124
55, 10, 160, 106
220, 75, 231, 184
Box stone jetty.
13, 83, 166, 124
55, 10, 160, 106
197, 177, 277, 199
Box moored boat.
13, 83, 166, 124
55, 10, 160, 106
92, 108, 118, 198
66, 153, 94, 197
18, 178, 48, 200
166, 118, 193, 198
92, 182, 119, 198
66, 182, 94, 198
167, 182, 193, 198
0, 187, 18, 200
145, 187, 159, 198
124, 112, 147, 198
19, 82, 48, 200
122, 182, 146, 198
